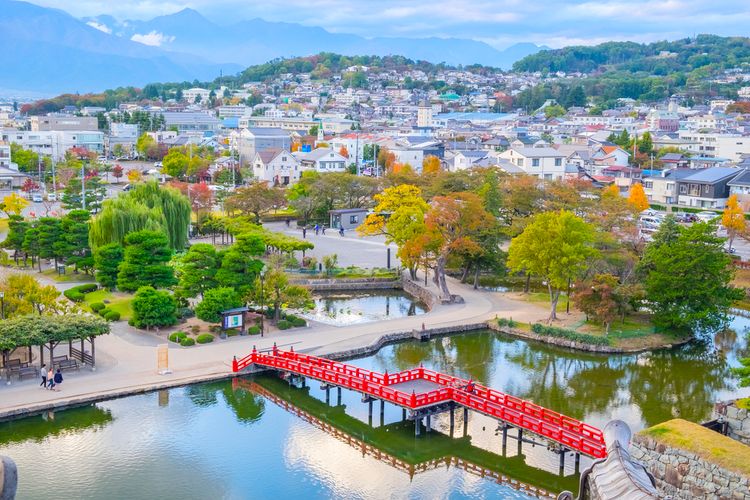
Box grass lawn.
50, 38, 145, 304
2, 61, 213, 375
640, 419, 750, 476
737, 398, 750, 410
732, 268, 750, 288
83, 289, 133, 321
0, 218, 9, 232
41, 267, 96, 283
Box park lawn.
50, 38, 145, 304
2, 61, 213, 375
737, 398, 750, 410
732, 268, 750, 288
640, 419, 750, 477
512, 291, 571, 313
41, 267, 96, 283
0, 218, 9, 232
84, 289, 133, 321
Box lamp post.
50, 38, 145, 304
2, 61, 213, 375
0, 291, 5, 320
259, 268, 266, 337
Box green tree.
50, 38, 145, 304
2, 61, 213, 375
508, 210, 598, 321
161, 149, 189, 178
2, 215, 30, 265
544, 104, 567, 119
136, 133, 156, 159
637, 131, 653, 155
215, 233, 265, 296
130, 286, 177, 329
58, 210, 93, 273
637, 221, 742, 331
252, 259, 311, 323
22, 226, 42, 271
94, 243, 124, 289
117, 230, 176, 292
62, 172, 107, 212
36, 217, 64, 268
176, 243, 219, 298
225, 182, 286, 224
195, 287, 243, 323
9, 143, 39, 173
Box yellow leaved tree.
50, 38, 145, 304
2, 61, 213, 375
627, 183, 649, 212
722, 194, 746, 251
1, 192, 30, 216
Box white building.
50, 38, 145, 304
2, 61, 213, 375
0, 129, 104, 160
295, 148, 348, 173
252, 149, 300, 186
498, 147, 568, 180
183, 88, 211, 104
417, 105, 433, 128
677, 131, 750, 162
0, 142, 10, 169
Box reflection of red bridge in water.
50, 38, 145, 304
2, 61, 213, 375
232, 346, 606, 459
235, 378, 558, 499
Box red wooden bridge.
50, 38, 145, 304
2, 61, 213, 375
232, 346, 606, 459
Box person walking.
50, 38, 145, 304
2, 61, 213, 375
321, 226, 326, 235
302, 227, 307, 239
39, 364, 47, 388
46, 367, 55, 390
339, 227, 345, 237
53, 369, 63, 392
314, 224, 320, 235
285, 218, 290, 228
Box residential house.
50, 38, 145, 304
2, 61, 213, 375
727, 169, 750, 208
296, 148, 347, 173
601, 166, 643, 192
238, 128, 291, 165
659, 153, 689, 169
252, 149, 300, 186
498, 147, 567, 180
642, 168, 696, 205
676, 167, 740, 209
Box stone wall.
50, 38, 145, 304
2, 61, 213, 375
713, 400, 750, 446
292, 277, 402, 292
0, 455, 17, 500
401, 278, 439, 310
630, 434, 750, 500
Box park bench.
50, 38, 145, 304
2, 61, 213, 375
53, 355, 79, 372
17, 366, 37, 380
6, 359, 30, 379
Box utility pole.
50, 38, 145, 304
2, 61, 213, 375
81, 158, 86, 210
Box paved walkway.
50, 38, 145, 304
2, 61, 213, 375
0, 272, 550, 418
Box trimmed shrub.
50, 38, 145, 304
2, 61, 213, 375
190, 325, 201, 334
104, 311, 121, 322
247, 325, 261, 335
98, 307, 111, 317
196, 333, 214, 344
277, 320, 292, 330
530, 323, 610, 346
225, 328, 239, 337
77, 284, 98, 293
169, 332, 187, 343
180, 337, 196, 347
290, 317, 306, 327
64, 289, 85, 302
90, 302, 106, 312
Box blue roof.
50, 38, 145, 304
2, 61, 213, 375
681, 167, 740, 183
223, 117, 239, 128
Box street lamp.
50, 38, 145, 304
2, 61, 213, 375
0, 291, 5, 320
259, 268, 266, 337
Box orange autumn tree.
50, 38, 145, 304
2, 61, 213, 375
422, 155, 441, 175
722, 194, 746, 251
422, 192, 496, 300
377, 148, 396, 173
339, 146, 349, 158
627, 183, 649, 212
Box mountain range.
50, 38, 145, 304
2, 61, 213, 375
0, 0, 544, 96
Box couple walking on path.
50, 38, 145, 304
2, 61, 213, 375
39, 364, 63, 391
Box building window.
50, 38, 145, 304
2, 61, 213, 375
679, 185, 687, 194
554, 158, 562, 167
349, 215, 359, 224
532, 159, 540, 167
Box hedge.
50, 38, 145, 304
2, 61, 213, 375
497, 318, 517, 328
90, 302, 106, 312
225, 328, 239, 337
530, 323, 610, 346
247, 325, 261, 335
103, 311, 121, 321
180, 337, 196, 347
98, 307, 111, 317
64, 283, 98, 303
169, 332, 187, 343
277, 320, 292, 330
196, 333, 214, 344
285, 314, 307, 327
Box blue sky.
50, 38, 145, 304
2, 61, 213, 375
25, 0, 750, 49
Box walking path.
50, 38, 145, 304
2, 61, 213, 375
0, 272, 551, 419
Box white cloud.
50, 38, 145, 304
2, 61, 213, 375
86, 21, 111, 34
130, 31, 176, 47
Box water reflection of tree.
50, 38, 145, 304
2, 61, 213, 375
626, 343, 731, 426
0, 404, 113, 445
186, 380, 265, 424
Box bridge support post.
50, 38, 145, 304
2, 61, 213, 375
402, 408, 407, 421
574, 453, 580, 474
449, 407, 455, 437
379, 400, 385, 426
337, 387, 342, 406
426, 415, 431, 433
463, 407, 468, 437
559, 450, 565, 474
502, 425, 508, 455
368, 399, 373, 425
415, 418, 421, 437
325, 387, 330, 405
301, 377, 306, 388
517, 429, 523, 455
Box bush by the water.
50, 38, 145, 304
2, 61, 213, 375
530, 323, 610, 346
90, 302, 106, 312
277, 320, 292, 330
247, 325, 261, 335
180, 337, 195, 347
196, 333, 214, 344
497, 318, 517, 328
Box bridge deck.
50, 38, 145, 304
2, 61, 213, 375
232, 346, 607, 459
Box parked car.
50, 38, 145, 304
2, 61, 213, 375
696, 211, 719, 223
47, 192, 57, 202
122, 184, 132, 192
675, 213, 698, 223
31, 193, 43, 203
153, 162, 163, 168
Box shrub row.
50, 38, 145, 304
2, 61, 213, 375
497, 318, 517, 328
64, 283, 98, 302
169, 332, 187, 343
196, 333, 214, 344
530, 323, 610, 346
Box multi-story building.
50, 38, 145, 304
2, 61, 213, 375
160, 112, 221, 134
677, 131, 750, 162
238, 128, 291, 165
252, 149, 300, 186
0, 129, 104, 160
30, 115, 98, 131
0, 142, 10, 169
498, 146, 568, 180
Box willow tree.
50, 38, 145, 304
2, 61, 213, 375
89, 181, 191, 250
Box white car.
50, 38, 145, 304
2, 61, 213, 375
31, 193, 43, 203
696, 211, 719, 223
47, 192, 57, 202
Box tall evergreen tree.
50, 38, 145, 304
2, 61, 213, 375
117, 230, 176, 292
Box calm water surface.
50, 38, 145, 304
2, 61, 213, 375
2, 316, 749, 500
301, 290, 427, 326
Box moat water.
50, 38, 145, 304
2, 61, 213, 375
2, 316, 749, 499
